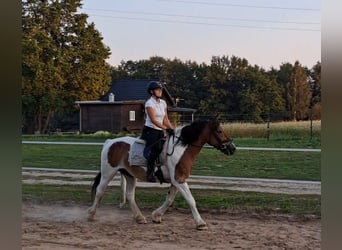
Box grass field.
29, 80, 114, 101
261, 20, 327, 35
224, 120, 321, 139
22, 120, 321, 216
22, 120, 321, 148
22, 144, 320, 181
22, 120, 321, 181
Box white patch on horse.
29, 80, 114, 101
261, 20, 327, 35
160, 127, 188, 181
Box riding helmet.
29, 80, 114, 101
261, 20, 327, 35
147, 81, 163, 94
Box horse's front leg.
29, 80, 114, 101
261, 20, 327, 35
173, 181, 208, 230
152, 184, 178, 223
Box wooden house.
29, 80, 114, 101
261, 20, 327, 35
75, 80, 196, 133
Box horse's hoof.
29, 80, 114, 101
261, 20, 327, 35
151, 211, 162, 223
87, 212, 95, 221
87, 216, 95, 222
87, 208, 96, 221
135, 216, 147, 224
152, 218, 162, 223
196, 223, 208, 230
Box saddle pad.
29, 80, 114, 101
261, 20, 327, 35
128, 140, 147, 166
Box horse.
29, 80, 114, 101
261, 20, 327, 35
87, 116, 236, 230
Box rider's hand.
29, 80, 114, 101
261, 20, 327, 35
166, 128, 174, 136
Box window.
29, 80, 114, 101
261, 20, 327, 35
129, 111, 135, 121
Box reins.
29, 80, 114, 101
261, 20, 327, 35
165, 133, 203, 157
166, 133, 178, 156
164, 119, 230, 157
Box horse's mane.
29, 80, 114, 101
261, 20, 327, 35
178, 120, 209, 146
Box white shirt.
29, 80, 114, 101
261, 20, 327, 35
144, 97, 167, 130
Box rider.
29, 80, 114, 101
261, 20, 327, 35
141, 81, 174, 182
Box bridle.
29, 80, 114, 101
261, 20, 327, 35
208, 123, 234, 153
165, 121, 233, 156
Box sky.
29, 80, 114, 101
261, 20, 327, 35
79, 0, 321, 70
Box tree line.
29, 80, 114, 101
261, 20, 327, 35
22, 0, 321, 134
112, 56, 321, 123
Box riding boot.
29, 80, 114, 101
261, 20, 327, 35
146, 152, 157, 182
146, 164, 156, 182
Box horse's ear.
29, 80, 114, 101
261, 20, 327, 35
209, 114, 220, 127
212, 114, 220, 122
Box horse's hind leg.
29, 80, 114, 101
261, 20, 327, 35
119, 174, 127, 208
87, 170, 116, 221
124, 174, 147, 224
152, 184, 178, 223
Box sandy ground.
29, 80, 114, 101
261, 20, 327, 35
22, 201, 320, 250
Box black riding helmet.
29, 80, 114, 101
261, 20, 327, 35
147, 81, 163, 95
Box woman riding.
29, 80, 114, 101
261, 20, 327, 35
141, 81, 174, 182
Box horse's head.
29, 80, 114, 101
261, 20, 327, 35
206, 116, 236, 155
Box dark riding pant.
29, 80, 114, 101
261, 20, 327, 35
141, 126, 165, 165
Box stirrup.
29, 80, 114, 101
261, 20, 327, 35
147, 174, 156, 182
155, 157, 162, 168
154, 168, 165, 184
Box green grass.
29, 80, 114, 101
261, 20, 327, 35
194, 149, 320, 181
233, 136, 320, 149
22, 121, 321, 217
22, 144, 320, 181
22, 184, 321, 217
22, 120, 321, 148
22, 144, 320, 216
21, 132, 138, 142
224, 120, 321, 141
22, 144, 102, 169
22, 134, 321, 148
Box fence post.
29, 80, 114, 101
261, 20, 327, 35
267, 111, 270, 141
310, 108, 313, 140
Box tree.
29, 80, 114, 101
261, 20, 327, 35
310, 61, 321, 105
199, 55, 284, 122
22, 0, 67, 133
159, 59, 208, 111
243, 66, 285, 122
112, 57, 208, 112
116, 56, 167, 80
287, 61, 312, 120
109, 55, 318, 123
309, 61, 321, 119
199, 55, 238, 116
22, 0, 111, 133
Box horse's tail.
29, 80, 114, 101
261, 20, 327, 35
91, 172, 101, 201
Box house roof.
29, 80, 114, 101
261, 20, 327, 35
75, 79, 196, 114
100, 79, 176, 106
75, 100, 144, 105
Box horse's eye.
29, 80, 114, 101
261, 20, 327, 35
217, 130, 222, 134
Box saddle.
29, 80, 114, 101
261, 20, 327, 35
129, 138, 166, 184
128, 139, 147, 166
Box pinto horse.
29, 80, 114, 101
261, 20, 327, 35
87, 116, 236, 230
